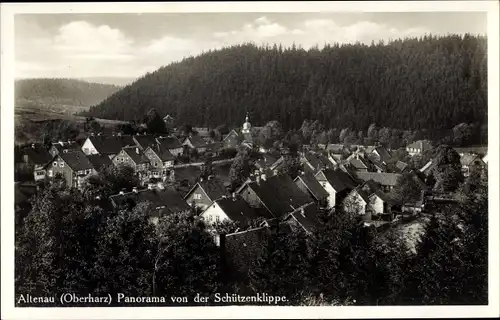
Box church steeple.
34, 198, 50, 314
242, 112, 251, 134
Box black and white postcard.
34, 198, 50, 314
1, 1, 499, 319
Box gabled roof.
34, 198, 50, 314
371, 189, 395, 204
146, 145, 175, 162
255, 154, 279, 169
239, 174, 313, 218
326, 144, 345, 153
373, 146, 392, 163
286, 203, 319, 233
51, 141, 79, 153
454, 146, 487, 156
185, 178, 227, 201
22, 146, 52, 165
211, 197, 263, 223
58, 150, 94, 171
318, 168, 358, 192
460, 153, 483, 166
110, 187, 190, 214
349, 157, 369, 170
133, 135, 158, 150
122, 147, 150, 164
88, 135, 135, 155
303, 152, 331, 170
395, 160, 409, 172
185, 135, 208, 147
355, 172, 402, 187
87, 154, 113, 171
294, 172, 329, 201
157, 136, 183, 150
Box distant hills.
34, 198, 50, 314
15, 78, 123, 116
78, 77, 137, 87
83, 34, 487, 132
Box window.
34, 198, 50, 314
53, 162, 57, 167
154, 162, 157, 167
59, 162, 64, 168
83, 148, 89, 154
48, 170, 53, 177
194, 194, 202, 200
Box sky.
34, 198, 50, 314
15, 12, 487, 82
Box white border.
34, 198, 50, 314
1, 2, 499, 319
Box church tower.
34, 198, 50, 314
241, 113, 251, 134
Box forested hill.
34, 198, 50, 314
83, 34, 487, 131
16, 78, 122, 113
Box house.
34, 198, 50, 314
109, 186, 190, 221
144, 145, 175, 179
182, 135, 209, 153
254, 153, 279, 171
156, 136, 184, 157
369, 146, 393, 164
49, 141, 80, 157
184, 177, 227, 210
294, 171, 329, 208
133, 134, 159, 151
453, 146, 487, 157
81, 135, 135, 158
45, 150, 95, 189
366, 157, 388, 173
112, 146, 150, 177
237, 173, 313, 219
419, 159, 437, 176
394, 160, 409, 173
325, 144, 347, 161
283, 203, 320, 234
459, 153, 486, 177
222, 129, 241, 149
354, 172, 401, 192
314, 168, 358, 208
347, 155, 370, 172
19, 144, 52, 181
301, 152, 332, 173
326, 151, 341, 167
406, 140, 432, 157
343, 182, 394, 220
86, 154, 113, 173
200, 194, 260, 227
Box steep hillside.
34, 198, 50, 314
84, 34, 487, 131
15, 78, 122, 116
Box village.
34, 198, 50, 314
14, 112, 489, 272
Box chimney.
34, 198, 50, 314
157, 182, 165, 190
31, 143, 35, 149
136, 147, 139, 154
256, 174, 261, 184
200, 177, 204, 182
300, 207, 306, 217
132, 187, 138, 193
208, 175, 213, 181
232, 192, 236, 201
261, 174, 266, 181
147, 183, 154, 190
119, 191, 124, 195
273, 169, 279, 176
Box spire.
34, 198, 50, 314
245, 112, 249, 123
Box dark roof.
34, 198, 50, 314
395, 161, 409, 172
213, 197, 263, 223
196, 179, 227, 200
133, 135, 158, 150
295, 172, 329, 201
326, 144, 345, 153
122, 147, 150, 164
255, 154, 279, 169
51, 141, 79, 153
349, 157, 369, 170
205, 142, 222, 153
355, 172, 401, 187
287, 203, 319, 233
89, 135, 135, 155
110, 187, 190, 214
372, 189, 395, 204
174, 166, 201, 183
22, 146, 52, 165
304, 152, 331, 170
157, 136, 183, 150
87, 154, 113, 171
320, 169, 358, 192
185, 135, 207, 147
454, 146, 487, 156
460, 153, 483, 166
59, 150, 94, 171
240, 174, 313, 218
373, 146, 392, 163
147, 145, 175, 162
